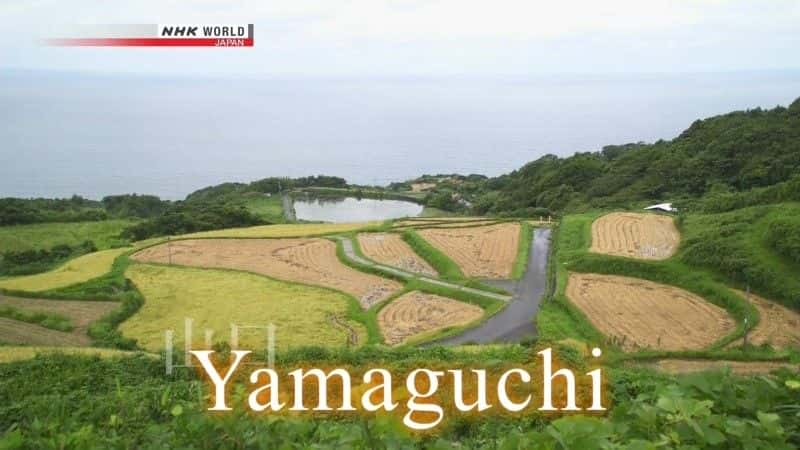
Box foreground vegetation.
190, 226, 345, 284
0, 350, 797, 448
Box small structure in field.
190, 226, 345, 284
644, 202, 678, 213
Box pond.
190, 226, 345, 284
292, 196, 423, 223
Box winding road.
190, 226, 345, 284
433, 228, 551, 344
336, 228, 551, 344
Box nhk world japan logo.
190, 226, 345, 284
47, 24, 254, 47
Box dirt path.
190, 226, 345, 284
432, 228, 551, 345
640, 359, 799, 375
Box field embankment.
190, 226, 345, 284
122, 264, 366, 351
590, 212, 679, 260
132, 239, 400, 308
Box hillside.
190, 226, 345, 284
467, 97, 800, 216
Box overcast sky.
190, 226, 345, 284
1, 0, 799, 77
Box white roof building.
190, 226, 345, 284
644, 202, 678, 213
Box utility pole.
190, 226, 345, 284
743, 284, 750, 348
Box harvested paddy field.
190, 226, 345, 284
377, 291, 483, 345
417, 222, 521, 278
0, 295, 119, 346
132, 239, 400, 308
590, 212, 680, 260
181, 222, 378, 239
565, 273, 735, 351
357, 233, 437, 276
0, 248, 129, 292
122, 264, 367, 351
728, 290, 800, 349
642, 359, 798, 376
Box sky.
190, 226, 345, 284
0, 0, 799, 77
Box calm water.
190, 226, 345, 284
293, 197, 422, 223
2, 70, 799, 200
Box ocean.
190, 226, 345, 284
1, 70, 799, 200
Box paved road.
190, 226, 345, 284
431, 228, 551, 345
336, 237, 512, 302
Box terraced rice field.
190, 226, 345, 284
728, 290, 800, 349
590, 212, 680, 260
0, 295, 119, 346
123, 264, 367, 351
0, 248, 129, 292
377, 291, 483, 345
181, 222, 379, 239
565, 273, 735, 351
132, 239, 401, 308
357, 233, 437, 276
417, 222, 521, 278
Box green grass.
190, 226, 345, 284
240, 193, 286, 222
0, 305, 73, 332
510, 221, 533, 279
0, 220, 135, 252
122, 264, 367, 352
418, 206, 457, 217
678, 203, 800, 311
400, 229, 464, 280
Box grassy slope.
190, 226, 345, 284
679, 203, 800, 311
122, 264, 366, 351
0, 248, 131, 292
0, 220, 135, 252
240, 194, 286, 222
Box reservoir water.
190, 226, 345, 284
292, 196, 423, 223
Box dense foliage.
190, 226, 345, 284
0, 352, 797, 449
120, 203, 265, 240
480, 99, 800, 215
101, 194, 168, 218
0, 196, 106, 225
765, 217, 800, 265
